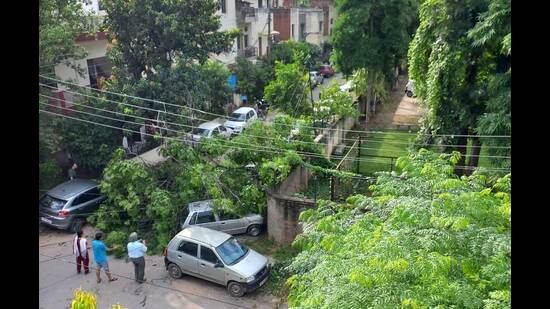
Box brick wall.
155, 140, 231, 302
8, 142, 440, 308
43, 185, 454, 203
273, 8, 291, 40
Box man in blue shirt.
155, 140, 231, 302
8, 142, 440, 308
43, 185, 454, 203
127, 232, 148, 283
91, 232, 118, 283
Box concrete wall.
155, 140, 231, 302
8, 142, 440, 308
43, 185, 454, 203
316, 116, 357, 159
213, 0, 239, 65
267, 192, 315, 245
267, 165, 314, 244
54, 39, 109, 89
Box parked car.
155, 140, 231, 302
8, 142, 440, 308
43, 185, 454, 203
405, 80, 415, 97
319, 64, 335, 78
224, 107, 258, 134
164, 226, 271, 297
191, 121, 233, 143
39, 179, 106, 232
179, 200, 264, 236
309, 71, 324, 86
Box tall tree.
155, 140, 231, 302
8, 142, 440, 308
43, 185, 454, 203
104, 0, 237, 79
331, 0, 418, 118
264, 61, 311, 117
408, 0, 511, 172
39, 0, 90, 75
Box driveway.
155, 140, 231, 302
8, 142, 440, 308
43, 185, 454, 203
39, 224, 285, 309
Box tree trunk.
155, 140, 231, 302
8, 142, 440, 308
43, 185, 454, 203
365, 71, 374, 127
454, 130, 469, 176
467, 136, 481, 174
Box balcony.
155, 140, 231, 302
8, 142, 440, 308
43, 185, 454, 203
237, 46, 257, 58
236, 0, 257, 24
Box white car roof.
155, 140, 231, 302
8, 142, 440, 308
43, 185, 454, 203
197, 121, 223, 130
188, 199, 214, 212
177, 226, 231, 247
233, 107, 254, 114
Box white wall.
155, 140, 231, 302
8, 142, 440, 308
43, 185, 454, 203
54, 39, 109, 88
80, 0, 106, 16
289, 8, 324, 44
213, 0, 239, 64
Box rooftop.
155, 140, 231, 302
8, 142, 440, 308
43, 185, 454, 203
177, 226, 232, 247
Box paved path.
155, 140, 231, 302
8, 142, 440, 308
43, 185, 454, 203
39, 225, 284, 309
368, 75, 426, 129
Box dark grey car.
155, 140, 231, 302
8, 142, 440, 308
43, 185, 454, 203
39, 179, 106, 232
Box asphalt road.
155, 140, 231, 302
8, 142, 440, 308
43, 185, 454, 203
39, 224, 284, 309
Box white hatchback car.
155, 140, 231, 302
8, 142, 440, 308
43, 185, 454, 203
224, 107, 258, 134
164, 226, 271, 297
191, 121, 233, 142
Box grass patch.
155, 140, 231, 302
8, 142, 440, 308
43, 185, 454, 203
359, 129, 415, 175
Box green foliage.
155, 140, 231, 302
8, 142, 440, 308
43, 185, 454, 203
267, 41, 322, 69
332, 0, 418, 81
39, 160, 65, 197
314, 81, 357, 125
264, 61, 311, 117
39, 0, 90, 74
287, 150, 510, 308
234, 56, 274, 100
104, 231, 128, 258
104, 0, 236, 78
408, 0, 510, 167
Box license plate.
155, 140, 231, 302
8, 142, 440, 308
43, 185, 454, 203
41, 217, 52, 224
259, 277, 268, 287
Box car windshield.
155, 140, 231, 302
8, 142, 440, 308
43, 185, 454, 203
229, 112, 246, 122
215, 237, 249, 265
192, 128, 210, 136
39, 194, 67, 210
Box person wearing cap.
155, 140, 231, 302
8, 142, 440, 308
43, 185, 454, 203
127, 232, 148, 283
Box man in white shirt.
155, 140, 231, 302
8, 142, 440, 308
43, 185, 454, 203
127, 232, 148, 283
73, 230, 89, 274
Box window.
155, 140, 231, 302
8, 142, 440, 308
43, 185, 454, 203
219, 211, 239, 221
292, 24, 295, 38
72, 187, 100, 206
196, 211, 215, 224
219, 126, 227, 132
259, 37, 262, 56
188, 212, 198, 225
237, 36, 241, 50
39, 195, 67, 210
220, 0, 226, 13
330, 18, 333, 25
87, 57, 112, 89
244, 35, 249, 48
247, 111, 254, 119
200, 246, 219, 264
258, 0, 263, 8
98, 0, 104, 11
178, 240, 198, 257
319, 21, 323, 32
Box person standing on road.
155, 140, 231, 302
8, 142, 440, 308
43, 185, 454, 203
73, 230, 89, 274
68, 161, 78, 180
127, 232, 148, 283
91, 232, 118, 283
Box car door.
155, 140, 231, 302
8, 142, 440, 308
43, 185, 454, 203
217, 211, 246, 234
69, 187, 104, 215
173, 239, 200, 276
193, 211, 219, 231
198, 245, 226, 284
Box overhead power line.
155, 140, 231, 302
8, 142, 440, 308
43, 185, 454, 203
39, 108, 512, 173
38, 74, 512, 139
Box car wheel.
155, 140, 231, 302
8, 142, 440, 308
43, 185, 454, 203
247, 224, 261, 237
227, 281, 245, 297
406, 91, 413, 97
168, 263, 183, 279
70, 218, 85, 233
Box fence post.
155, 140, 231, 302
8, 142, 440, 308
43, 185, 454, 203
330, 175, 335, 201
356, 136, 361, 174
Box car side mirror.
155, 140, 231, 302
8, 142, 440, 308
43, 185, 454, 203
214, 261, 224, 268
